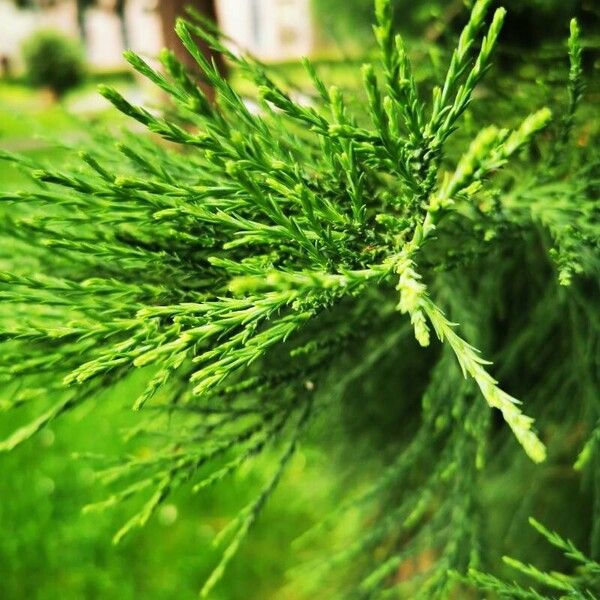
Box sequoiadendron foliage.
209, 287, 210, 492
0, 0, 598, 597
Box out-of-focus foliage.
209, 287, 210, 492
22, 30, 85, 96
469, 518, 600, 599
312, 0, 595, 52
313, 0, 438, 49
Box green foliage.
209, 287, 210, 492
1, 0, 598, 598
311, 0, 586, 50
468, 518, 600, 599
22, 30, 85, 96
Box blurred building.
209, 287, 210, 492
0, 0, 313, 73
218, 0, 312, 61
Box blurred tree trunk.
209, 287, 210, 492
115, 0, 129, 49
158, 0, 226, 90
75, 0, 92, 42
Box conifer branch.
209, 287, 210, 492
0, 0, 596, 595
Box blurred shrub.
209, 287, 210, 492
22, 30, 85, 97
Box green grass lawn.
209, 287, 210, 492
0, 80, 116, 189
0, 382, 326, 600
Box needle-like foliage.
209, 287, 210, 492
469, 518, 600, 599
0, 1, 598, 597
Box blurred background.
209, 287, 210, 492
0, 1, 599, 599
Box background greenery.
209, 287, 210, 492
311, 0, 598, 51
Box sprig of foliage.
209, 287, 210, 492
468, 518, 600, 599
0, 0, 598, 597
